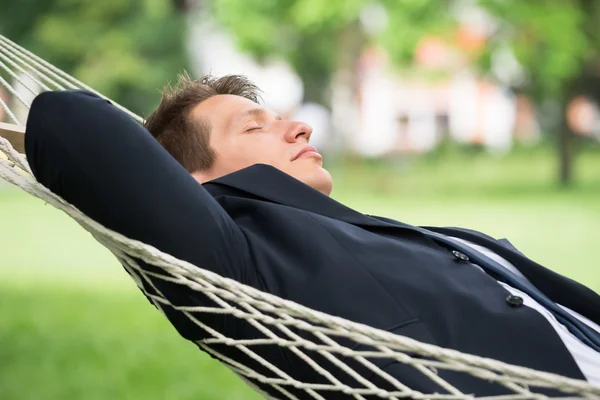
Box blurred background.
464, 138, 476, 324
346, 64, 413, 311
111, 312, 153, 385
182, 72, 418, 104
1, 0, 599, 399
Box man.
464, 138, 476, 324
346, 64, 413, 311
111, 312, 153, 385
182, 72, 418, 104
24, 73, 600, 398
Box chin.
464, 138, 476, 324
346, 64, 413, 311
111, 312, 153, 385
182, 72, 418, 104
305, 168, 333, 196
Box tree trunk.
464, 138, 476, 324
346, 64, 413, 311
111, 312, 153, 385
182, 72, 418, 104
557, 83, 578, 186
330, 20, 366, 155
557, 116, 573, 186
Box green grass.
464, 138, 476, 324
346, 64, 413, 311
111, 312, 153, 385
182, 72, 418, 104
0, 193, 263, 400
0, 285, 257, 400
1, 144, 599, 399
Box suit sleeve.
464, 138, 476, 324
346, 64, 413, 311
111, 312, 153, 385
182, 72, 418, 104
24, 90, 253, 285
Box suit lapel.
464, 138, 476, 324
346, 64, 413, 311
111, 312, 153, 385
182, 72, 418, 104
204, 164, 403, 230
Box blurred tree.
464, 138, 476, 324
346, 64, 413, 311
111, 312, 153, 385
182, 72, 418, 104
0, 0, 189, 115
472, 0, 600, 185
208, 0, 452, 104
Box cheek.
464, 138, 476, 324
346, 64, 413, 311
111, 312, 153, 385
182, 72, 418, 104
235, 135, 287, 164
211, 135, 287, 174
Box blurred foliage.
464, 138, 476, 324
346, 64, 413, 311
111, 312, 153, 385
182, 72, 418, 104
211, 0, 600, 104
477, 0, 592, 100
475, 0, 600, 184
0, 0, 190, 115
210, 0, 454, 104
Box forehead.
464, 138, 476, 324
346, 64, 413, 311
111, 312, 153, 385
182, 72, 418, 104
191, 94, 274, 129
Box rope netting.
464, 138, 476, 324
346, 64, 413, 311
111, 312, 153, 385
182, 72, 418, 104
0, 34, 599, 400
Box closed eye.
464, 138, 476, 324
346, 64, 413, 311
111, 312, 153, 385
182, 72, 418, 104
245, 126, 262, 132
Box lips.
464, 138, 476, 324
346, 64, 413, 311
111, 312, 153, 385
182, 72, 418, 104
292, 145, 321, 161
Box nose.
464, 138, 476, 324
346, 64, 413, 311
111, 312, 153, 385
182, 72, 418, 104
284, 120, 313, 143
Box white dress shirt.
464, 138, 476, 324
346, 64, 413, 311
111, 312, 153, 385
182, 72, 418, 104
451, 237, 600, 386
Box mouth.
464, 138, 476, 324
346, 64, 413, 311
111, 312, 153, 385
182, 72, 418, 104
292, 145, 322, 161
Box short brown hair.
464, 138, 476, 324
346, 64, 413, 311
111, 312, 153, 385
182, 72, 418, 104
144, 72, 262, 173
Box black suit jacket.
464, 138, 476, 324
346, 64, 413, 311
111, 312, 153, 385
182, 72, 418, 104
24, 90, 600, 398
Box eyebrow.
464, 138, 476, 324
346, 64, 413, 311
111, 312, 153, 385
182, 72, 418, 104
236, 108, 283, 123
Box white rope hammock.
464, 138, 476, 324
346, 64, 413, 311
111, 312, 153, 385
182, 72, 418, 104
0, 34, 599, 400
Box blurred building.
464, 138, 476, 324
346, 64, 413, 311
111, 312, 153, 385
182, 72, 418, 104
351, 12, 541, 158
567, 95, 600, 140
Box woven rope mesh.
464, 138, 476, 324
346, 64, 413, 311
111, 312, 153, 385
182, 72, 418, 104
1, 34, 599, 399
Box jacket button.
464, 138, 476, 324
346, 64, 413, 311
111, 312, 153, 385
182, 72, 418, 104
506, 295, 524, 307
452, 250, 470, 262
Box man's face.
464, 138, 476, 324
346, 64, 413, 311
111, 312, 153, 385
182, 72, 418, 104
190, 94, 333, 195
